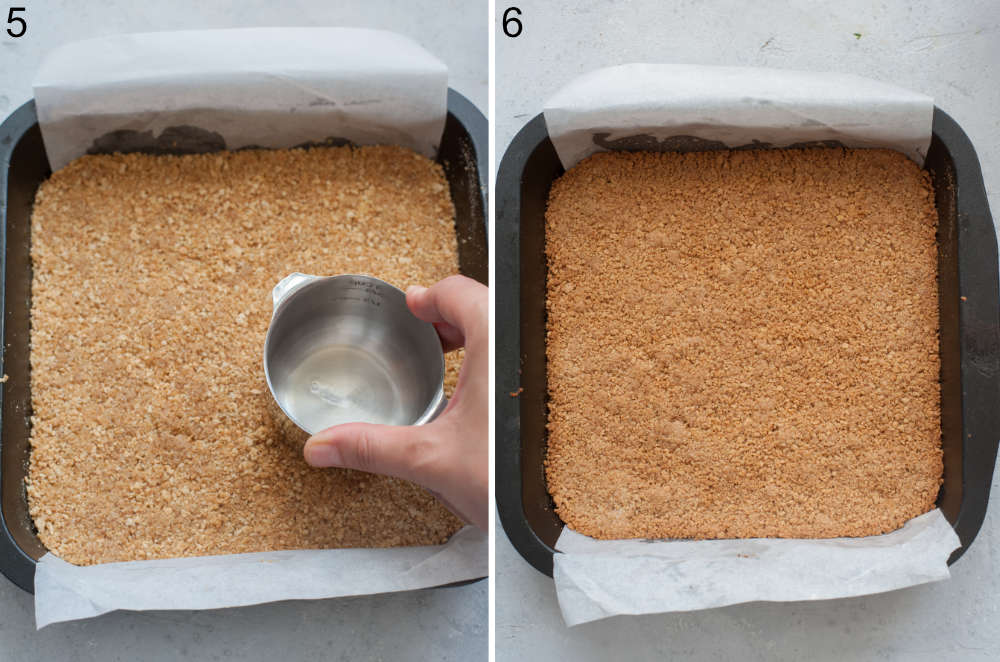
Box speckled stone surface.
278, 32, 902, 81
497, 1, 999, 660
0, 1, 485, 659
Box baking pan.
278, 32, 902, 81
496, 108, 1000, 577
0, 88, 488, 593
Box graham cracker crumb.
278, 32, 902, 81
544, 148, 942, 540
28, 146, 463, 565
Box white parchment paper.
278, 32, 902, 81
554, 511, 959, 626
36, 526, 487, 629
543, 63, 934, 169
29, 28, 482, 628
33, 27, 448, 171
543, 64, 953, 626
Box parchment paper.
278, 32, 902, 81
33, 27, 448, 171
555, 511, 958, 626
542, 64, 953, 626
543, 63, 934, 169
29, 28, 484, 628
36, 526, 486, 629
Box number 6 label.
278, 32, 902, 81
503, 7, 522, 38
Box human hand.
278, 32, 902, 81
303, 275, 488, 530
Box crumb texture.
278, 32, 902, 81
544, 148, 942, 540
28, 146, 463, 565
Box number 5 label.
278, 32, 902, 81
6, 7, 25, 38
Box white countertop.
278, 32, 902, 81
496, 1, 1000, 660
0, 1, 486, 659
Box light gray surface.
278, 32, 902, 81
0, 1, 485, 660
496, 1, 1000, 660
0, 584, 486, 660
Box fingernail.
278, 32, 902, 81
304, 439, 342, 467
406, 285, 428, 297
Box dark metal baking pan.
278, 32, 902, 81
496, 108, 1000, 577
0, 88, 487, 593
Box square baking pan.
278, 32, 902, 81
0, 88, 488, 593
497, 107, 1000, 577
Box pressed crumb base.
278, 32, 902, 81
27, 146, 464, 565
543, 148, 942, 541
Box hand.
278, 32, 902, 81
303, 275, 489, 530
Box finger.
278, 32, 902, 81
303, 423, 433, 483
406, 276, 487, 340
433, 321, 465, 352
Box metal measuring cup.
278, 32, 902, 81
263, 274, 447, 438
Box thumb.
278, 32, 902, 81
303, 422, 431, 483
